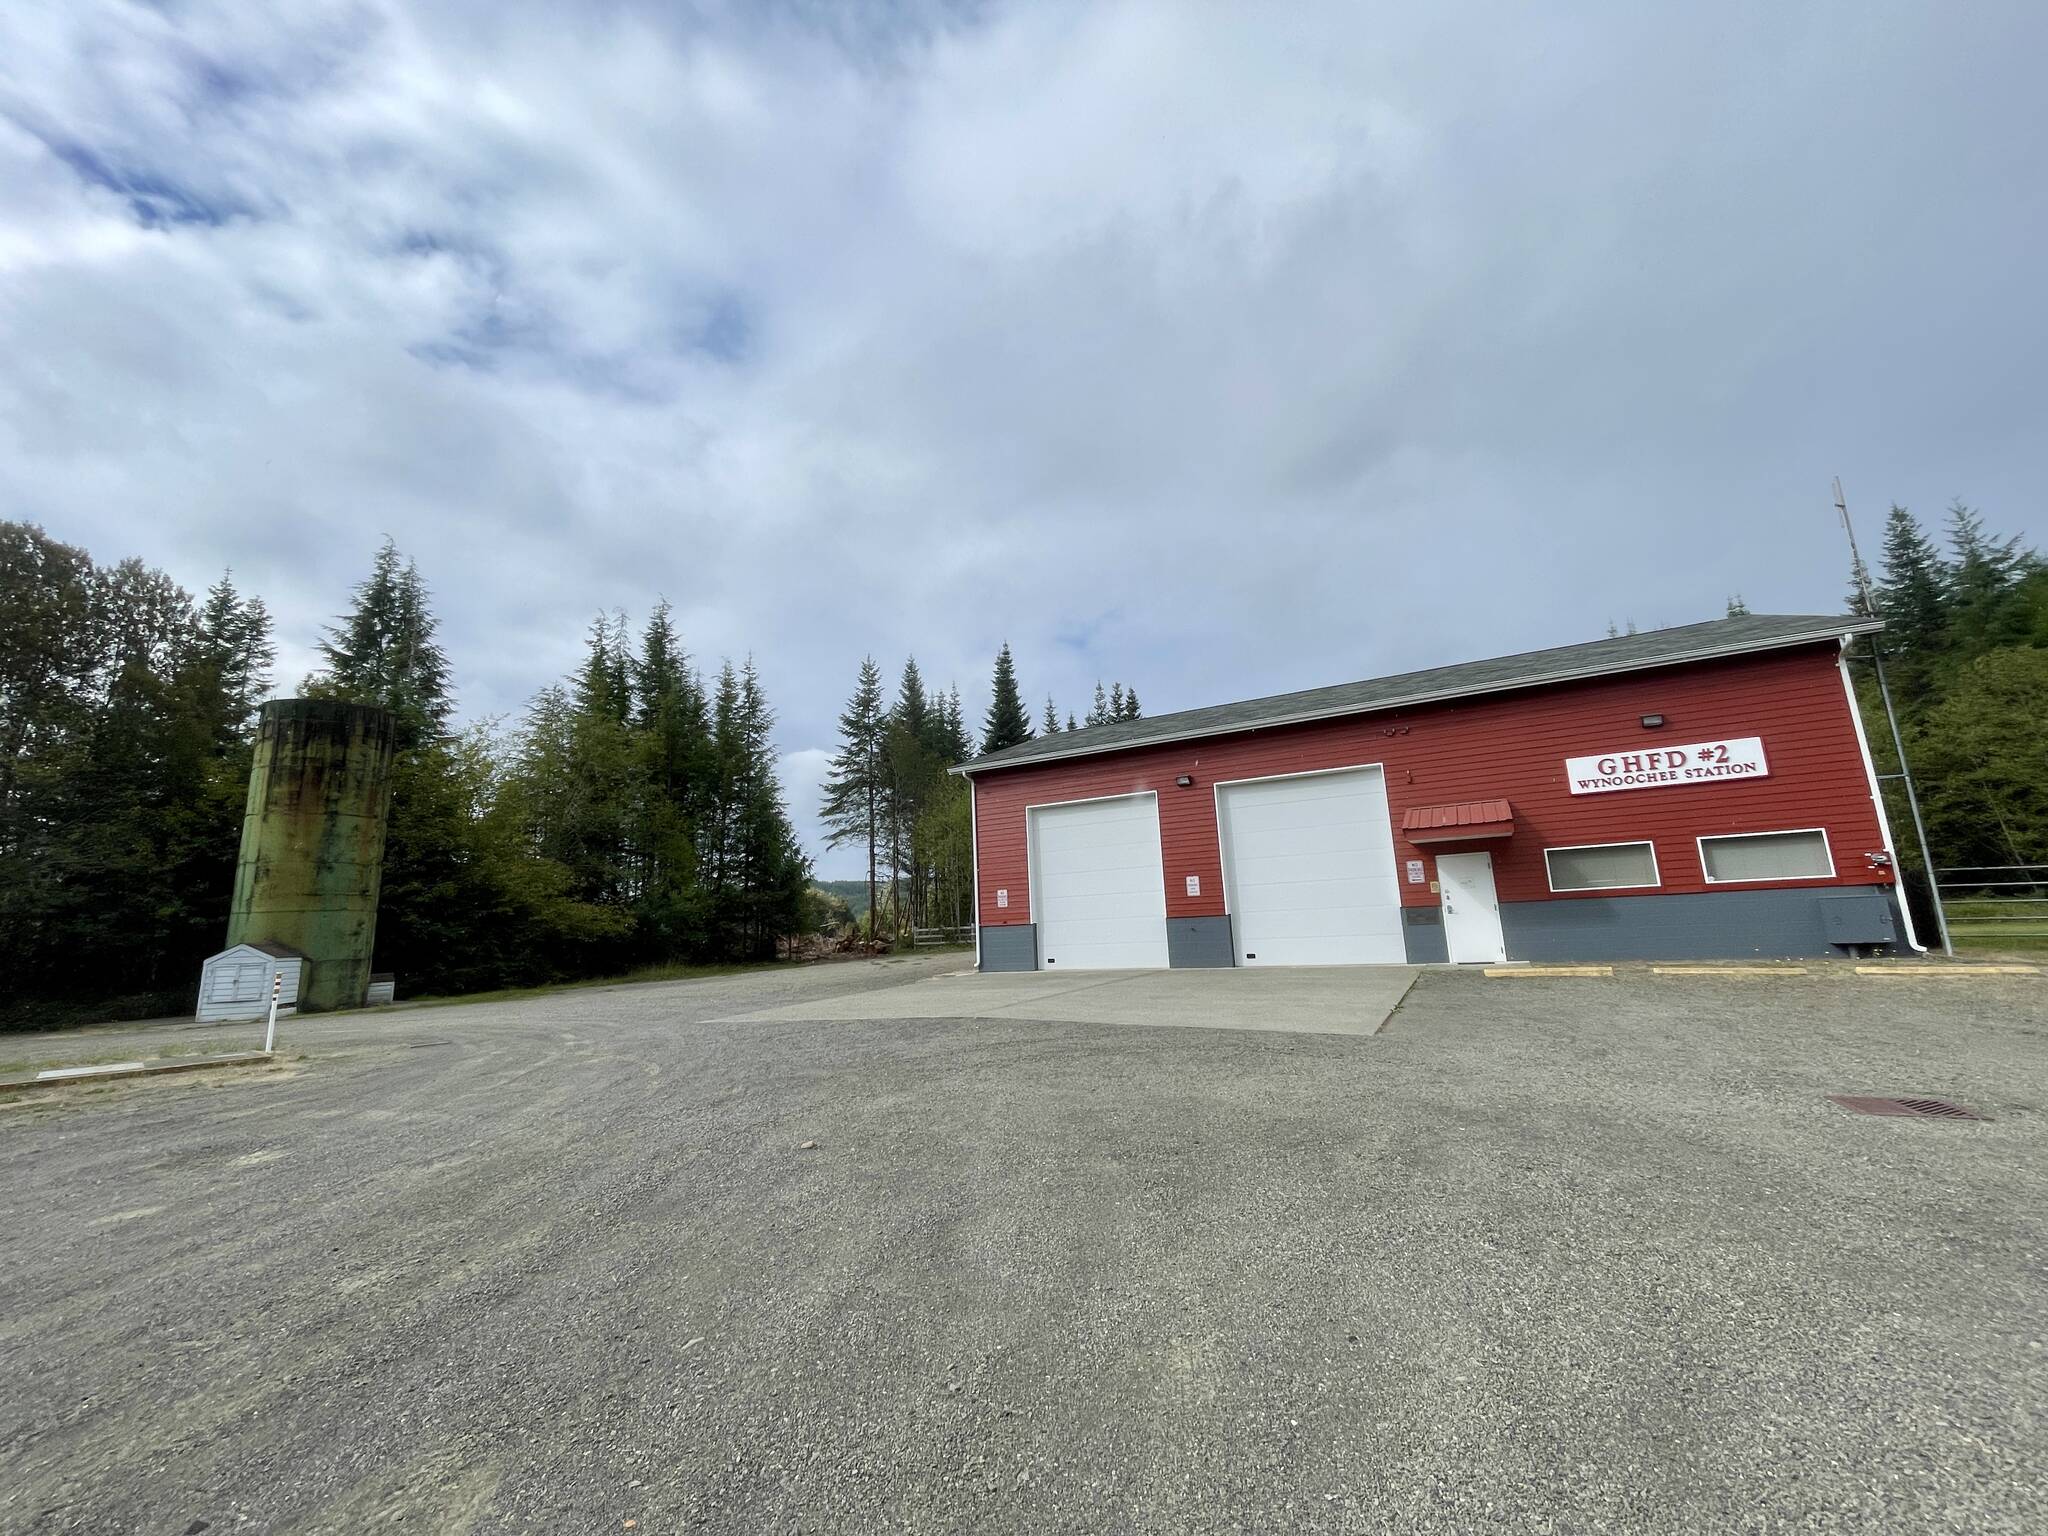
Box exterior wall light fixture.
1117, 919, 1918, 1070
1640, 714, 1666, 729
1175, 774, 1194, 787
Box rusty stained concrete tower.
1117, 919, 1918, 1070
226, 699, 398, 1012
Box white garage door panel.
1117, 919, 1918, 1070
1031, 794, 1169, 970
1220, 767, 1405, 967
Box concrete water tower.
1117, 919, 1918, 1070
223, 699, 398, 1013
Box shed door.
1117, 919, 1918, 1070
207, 960, 268, 1004
1218, 767, 1405, 966
1029, 794, 1169, 970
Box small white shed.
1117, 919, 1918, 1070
196, 942, 305, 1024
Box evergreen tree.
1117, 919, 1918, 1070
1724, 595, 1750, 619
1945, 499, 2033, 651
1109, 682, 1127, 721
981, 642, 1032, 754
307, 538, 452, 748
1041, 697, 1062, 734
821, 658, 888, 931
630, 601, 711, 955
1876, 505, 1950, 661
713, 659, 809, 957
1087, 681, 1110, 727
882, 659, 945, 932
1119, 686, 1142, 721
942, 686, 972, 763
195, 571, 275, 734
894, 657, 934, 751
1066, 712, 1078, 732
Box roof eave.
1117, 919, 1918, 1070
950, 620, 1881, 777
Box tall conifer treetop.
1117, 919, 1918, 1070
980, 642, 1033, 755
307, 537, 452, 748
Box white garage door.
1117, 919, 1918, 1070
1029, 793, 1169, 970
1217, 767, 1405, 967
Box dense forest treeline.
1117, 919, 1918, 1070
1848, 502, 2048, 916
1, 529, 820, 1025
0, 523, 1145, 1026
814, 639, 1144, 933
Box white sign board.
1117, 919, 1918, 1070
995, 888, 1009, 909
1185, 875, 1201, 897
1566, 736, 1769, 795
1405, 859, 1426, 885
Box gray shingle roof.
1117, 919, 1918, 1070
956, 613, 1881, 777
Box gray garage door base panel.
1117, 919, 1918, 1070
986, 888, 1902, 971
979, 924, 1039, 973
1401, 907, 1450, 965
1167, 916, 1235, 968
1497, 886, 1904, 962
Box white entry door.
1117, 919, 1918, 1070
1029, 793, 1169, 970
1437, 851, 1506, 964
1217, 766, 1405, 966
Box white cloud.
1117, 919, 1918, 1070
1, 0, 2042, 880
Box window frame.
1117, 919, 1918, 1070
1543, 839, 1662, 894
1696, 827, 1836, 885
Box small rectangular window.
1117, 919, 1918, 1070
1699, 829, 1833, 883
1546, 841, 1660, 892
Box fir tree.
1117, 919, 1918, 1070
821, 658, 888, 931
1119, 686, 1142, 721
717, 659, 809, 957
940, 686, 972, 764
1945, 499, 2033, 651
195, 571, 275, 733
981, 642, 1032, 754
1066, 712, 1078, 732
1724, 595, 1750, 619
1041, 696, 1062, 734
1087, 681, 1110, 727
1877, 504, 1950, 662
1109, 682, 1127, 721
308, 538, 452, 748
883, 658, 944, 932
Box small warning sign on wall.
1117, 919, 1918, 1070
1185, 875, 1200, 897
1405, 859, 1426, 884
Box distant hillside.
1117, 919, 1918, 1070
814, 880, 875, 919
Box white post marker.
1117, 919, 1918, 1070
263, 970, 282, 1053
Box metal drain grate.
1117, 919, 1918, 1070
1828, 1094, 1988, 1121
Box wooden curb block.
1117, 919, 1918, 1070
0, 1051, 276, 1096
1855, 964, 2039, 976
1483, 966, 1613, 978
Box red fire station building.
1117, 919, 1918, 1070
955, 614, 1915, 970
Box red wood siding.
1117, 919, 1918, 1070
973, 644, 1892, 927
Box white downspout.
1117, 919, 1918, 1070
1838, 646, 1925, 952
969, 775, 982, 972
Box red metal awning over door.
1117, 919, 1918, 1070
1401, 799, 1514, 843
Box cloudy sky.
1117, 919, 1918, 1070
3, 1, 2041, 876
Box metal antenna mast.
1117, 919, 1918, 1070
1835, 477, 1952, 955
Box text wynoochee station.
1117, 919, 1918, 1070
954, 614, 1918, 970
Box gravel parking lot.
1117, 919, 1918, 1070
3, 956, 2044, 1534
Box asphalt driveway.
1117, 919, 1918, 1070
3, 955, 2043, 1533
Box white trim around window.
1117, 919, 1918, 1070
1697, 827, 1836, 884
1543, 839, 1662, 893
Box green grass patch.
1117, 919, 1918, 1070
1952, 930, 2048, 956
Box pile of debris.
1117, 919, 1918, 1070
776, 931, 893, 963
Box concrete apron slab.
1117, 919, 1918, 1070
715, 966, 1420, 1037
